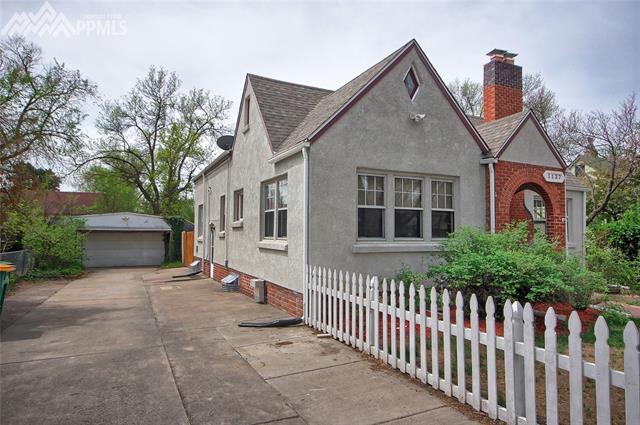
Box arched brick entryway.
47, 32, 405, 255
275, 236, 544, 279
491, 160, 566, 247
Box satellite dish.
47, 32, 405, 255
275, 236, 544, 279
216, 135, 234, 150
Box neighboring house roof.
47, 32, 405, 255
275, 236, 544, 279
249, 74, 333, 152
77, 212, 171, 232
43, 191, 101, 216
565, 172, 589, 190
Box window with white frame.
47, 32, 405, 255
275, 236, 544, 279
357, 174, 385, 238
262, 176, 287, 239
431, 180, 454, 238
533, 196, 546, 221
197, 204, 203, 237
394, 177, 423, 238
233, 189, 243, 221
219, 195, 226, 230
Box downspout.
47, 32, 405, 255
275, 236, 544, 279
302, 144, 309, 269
225, 159, 231, 268
302, 144, 309, 322
480, 158, 498, 234
203, 173, 209, 273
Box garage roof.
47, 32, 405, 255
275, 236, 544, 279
77, 213, 171, 232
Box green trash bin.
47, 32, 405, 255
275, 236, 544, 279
0, 261, 16, 315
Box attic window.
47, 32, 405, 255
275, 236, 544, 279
243, 96, 250, 128
403, 68, 419, 99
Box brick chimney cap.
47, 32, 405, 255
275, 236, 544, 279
487, 48, 518, 58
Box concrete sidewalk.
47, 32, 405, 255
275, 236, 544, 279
1, 267, 482, 425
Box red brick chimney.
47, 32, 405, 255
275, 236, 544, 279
483, 49, 523, 122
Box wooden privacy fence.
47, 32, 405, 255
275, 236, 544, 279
181, 231, 194, 266
302, 265, 640, 425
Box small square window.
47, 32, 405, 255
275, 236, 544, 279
403, 68, 419, 99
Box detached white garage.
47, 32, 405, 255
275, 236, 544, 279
78, 213, 171, 268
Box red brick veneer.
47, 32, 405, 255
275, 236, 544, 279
212, 262, 303, 318
489, 160, 566, 247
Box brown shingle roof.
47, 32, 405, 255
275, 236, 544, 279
248, 74, 332, 152
276, 40, 414, 152
565, 172, 589, 190
475, 111, 528, 153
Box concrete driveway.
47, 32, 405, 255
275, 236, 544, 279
1, 267, 481, 425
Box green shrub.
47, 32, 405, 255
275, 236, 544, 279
394, 262, 429, 285
585, 233, 640, 291
427, 223, 605, 309
598, 202, 640, 261
21, 215, 85, 271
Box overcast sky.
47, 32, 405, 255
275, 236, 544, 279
1, 0, 639, 188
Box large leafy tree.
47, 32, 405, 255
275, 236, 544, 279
0, 36, 95, 170
79, 165, 140, 213
89, 67, 230, 215
559, 94, 640, 224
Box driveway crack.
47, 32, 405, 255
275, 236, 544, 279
144, 284, 192, 425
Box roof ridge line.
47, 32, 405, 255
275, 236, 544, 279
247, 73, 333, 93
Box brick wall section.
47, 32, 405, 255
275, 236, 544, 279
483, 58, 523, 122
492, 160, 566, 248
212, 262, 303, 318
483, 85, 523, 122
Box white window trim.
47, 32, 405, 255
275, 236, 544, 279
233, 189, 244, 222
261, 175, 287, 241
393, 176, 424, 240
357, 173, 386, 240
430, 179, 456, 241
242, 95, 251, 132
403, 66, 421, 101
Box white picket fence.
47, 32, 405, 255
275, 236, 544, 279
302, 265, 640, 425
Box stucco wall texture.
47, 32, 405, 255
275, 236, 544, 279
193, 44, 587, 312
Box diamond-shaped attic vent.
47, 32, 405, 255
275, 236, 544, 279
403, 68, 419, 99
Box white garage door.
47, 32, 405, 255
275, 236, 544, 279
84, 231, 165, 267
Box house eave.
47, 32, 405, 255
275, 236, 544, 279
268, 141, 310, 164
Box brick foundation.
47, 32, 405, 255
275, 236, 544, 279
212, 262, 303, 318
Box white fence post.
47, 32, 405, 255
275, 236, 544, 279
373, 277, 379, 359
523, 303, 536, 425
568, 311, 583, 425
470, 294, 480, 411
365, 275, 371, 354
338, 271, 344, 342
382, 279, 388, 364
512, 301, 526, 419
399, 281, 406, 373
545, 308, 558, 425
351, 273, 357, 347
455, 292, 465, 403
504, 300, 517, 425
443, 289, 452, 396
390, 280, 397, 368
409, 283, 416, 378
595, 316, 611, 425
624, 321, 640, 425
430, 286, 439, 390
486, 297, 498, 420
358, 274, 364, 351
419, 285, 427, 385
332, 270, 337, 338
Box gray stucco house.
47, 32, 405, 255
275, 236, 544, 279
193, 39, 587, 316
